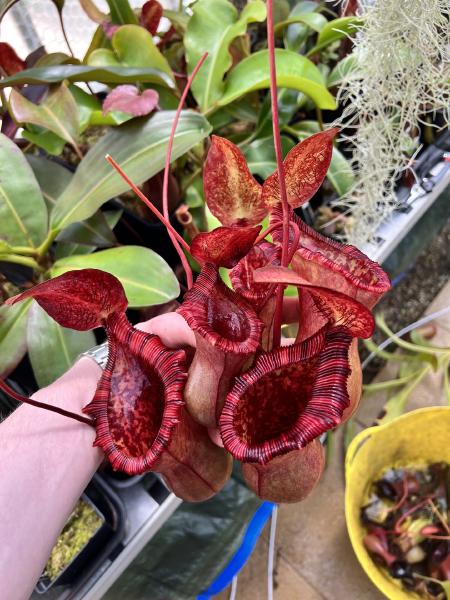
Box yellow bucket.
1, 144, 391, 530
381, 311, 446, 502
345, 406, 450, 600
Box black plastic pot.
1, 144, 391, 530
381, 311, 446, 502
102, 464, 153, 489
34, 475, 126, 595
106, 198, 184, 270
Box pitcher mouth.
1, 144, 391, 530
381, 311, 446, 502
271, 206, 391, 299
84, 313, 187, 475
220, 327, 352, 464
178, 263, 263, 354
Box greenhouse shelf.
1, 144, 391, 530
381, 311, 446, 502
361, 155, 450, 264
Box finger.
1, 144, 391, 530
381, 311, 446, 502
136, 312, 196, 349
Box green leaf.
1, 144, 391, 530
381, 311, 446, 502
88, 109, 133, 126
9, 84, 80, 151
84, 24, 111, 62
56, 211, 117, 247
275, 12, 327, 36
27, 154, 117, 251
26, 155, 72, 209
35, 52, 78, 67
327, 54, 358, 88
0, 65, 174, 89
51, 246, 180, 307
283, 2, 323, 52
22, 128, 66, 155
106, 0, 138, 25
244, 135, 294, 179
54, 210, 122, 259
223, 98, 260, 124
377, 367, 429, 426
0, 300, 31, 378
185, 0, 266, 111
0, 134, 48, 248
164, 9, 189, 30
104, 209, 122, 230
307, 16, 363, 56
69, 84, 102, 132
88, 25, 174, 82
326, 147, 354, 196
50, 110, 212, 230
219, 49, 336, 110
54, 242, 95, 259
27, 302, 95, 387
185, 177, 205, 209
256, 88, 301, 138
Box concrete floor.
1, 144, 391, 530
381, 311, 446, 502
217, 280, 450, 600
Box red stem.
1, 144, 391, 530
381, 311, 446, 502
162, 52, 208, 290
254, 221, 298, 247
267, 0, 291, 348
0, 377, 95, 427
389, 477, 409, 513
105, 155, 190, 253
394, 498, 431, 534
271, 223, 299, 343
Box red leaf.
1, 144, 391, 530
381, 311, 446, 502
271, 207, 391, 308
253, 265, 375, 338
5, 269, 127, 331
0, 43, 25, 76
102, 85, 159, 117
203, 136, 266, 227
220, 327, 351, 464
140, 0, 163, 35
178, 263, 263, 354
262, 128, 339, 209
190, 225, 261, 269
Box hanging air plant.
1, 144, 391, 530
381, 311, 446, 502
336, 0, 450, 246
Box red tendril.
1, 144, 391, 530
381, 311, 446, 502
162, 52, 209, 290
0, 377, 94, 427
105, 155, 190, 253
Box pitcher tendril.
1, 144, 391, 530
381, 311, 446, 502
162, 51, 209, 290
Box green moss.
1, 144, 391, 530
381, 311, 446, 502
44, 499, 103, 582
